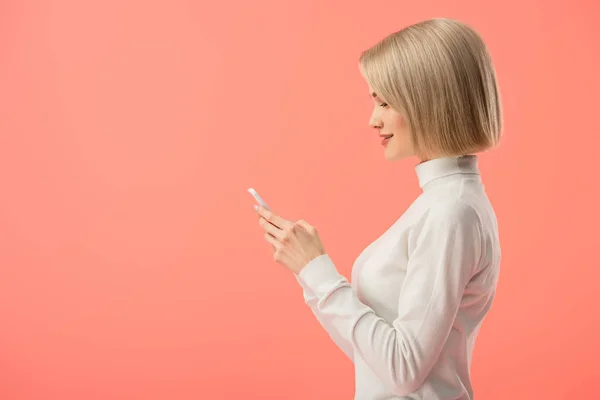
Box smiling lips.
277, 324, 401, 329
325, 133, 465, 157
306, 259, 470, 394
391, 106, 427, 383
380, 133, 394, 146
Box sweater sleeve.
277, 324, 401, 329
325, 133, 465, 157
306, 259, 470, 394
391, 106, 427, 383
297, 201, 483, 395
294, 274, 354, 362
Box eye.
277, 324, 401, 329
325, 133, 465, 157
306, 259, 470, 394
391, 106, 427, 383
379, 102, 389, 108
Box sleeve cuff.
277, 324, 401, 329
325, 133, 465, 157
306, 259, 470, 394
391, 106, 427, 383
298, 254, 345, 296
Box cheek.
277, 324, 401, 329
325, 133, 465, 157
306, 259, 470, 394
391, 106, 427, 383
390, 115, 407, 135
382, 109, 409, 135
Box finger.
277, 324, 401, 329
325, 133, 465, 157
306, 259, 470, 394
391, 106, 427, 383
264, 232, 287, 256
258, 217, 280, 250
273, 249, 293, 266
259, 216, 285, 241
257, 213, 280, 230
255, 207, 279, 232
257, 205, 293, 230
265, 234, 293, 266
263, 231, 280, 248
295, 219, 316, 235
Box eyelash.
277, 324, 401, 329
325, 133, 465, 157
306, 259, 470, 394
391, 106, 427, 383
379, 102, 389, 108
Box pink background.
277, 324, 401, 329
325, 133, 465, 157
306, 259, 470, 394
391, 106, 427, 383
1, 0, 599, 398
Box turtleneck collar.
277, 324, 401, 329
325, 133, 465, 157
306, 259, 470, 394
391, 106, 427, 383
415, 155, 480, 190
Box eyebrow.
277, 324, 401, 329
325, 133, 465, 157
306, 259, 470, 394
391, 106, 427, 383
371, 92, 378, 98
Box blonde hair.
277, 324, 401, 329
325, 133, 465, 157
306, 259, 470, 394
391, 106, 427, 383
359, 18, 502, 159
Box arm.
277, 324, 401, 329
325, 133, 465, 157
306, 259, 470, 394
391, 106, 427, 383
297, 201, 483, 395
294, 274, 354, 362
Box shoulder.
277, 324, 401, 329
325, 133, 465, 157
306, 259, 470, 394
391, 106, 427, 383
407, 197, 486, 269
408, 195, 485, 253
421, 196, 483, 229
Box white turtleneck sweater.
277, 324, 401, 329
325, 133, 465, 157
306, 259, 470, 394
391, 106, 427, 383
295, 155, 500, 400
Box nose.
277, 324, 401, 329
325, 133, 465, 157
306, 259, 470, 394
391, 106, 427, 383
369, 108, 382, 130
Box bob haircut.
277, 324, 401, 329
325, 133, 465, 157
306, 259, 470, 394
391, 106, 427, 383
359, 18, 503, 159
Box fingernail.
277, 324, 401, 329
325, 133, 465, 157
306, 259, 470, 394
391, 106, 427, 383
253, 205, 258, 211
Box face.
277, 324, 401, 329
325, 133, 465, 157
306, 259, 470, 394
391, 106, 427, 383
367, 85, 416, 162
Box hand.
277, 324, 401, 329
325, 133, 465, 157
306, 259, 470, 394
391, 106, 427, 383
255, 205, 326, 274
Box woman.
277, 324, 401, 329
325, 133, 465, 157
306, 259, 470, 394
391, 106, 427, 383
254, 17, 502, 400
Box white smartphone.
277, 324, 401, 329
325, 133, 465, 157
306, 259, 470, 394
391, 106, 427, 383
248, 187, 270, 211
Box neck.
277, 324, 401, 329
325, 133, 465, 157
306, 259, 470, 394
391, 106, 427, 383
415, 154, 480, 190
